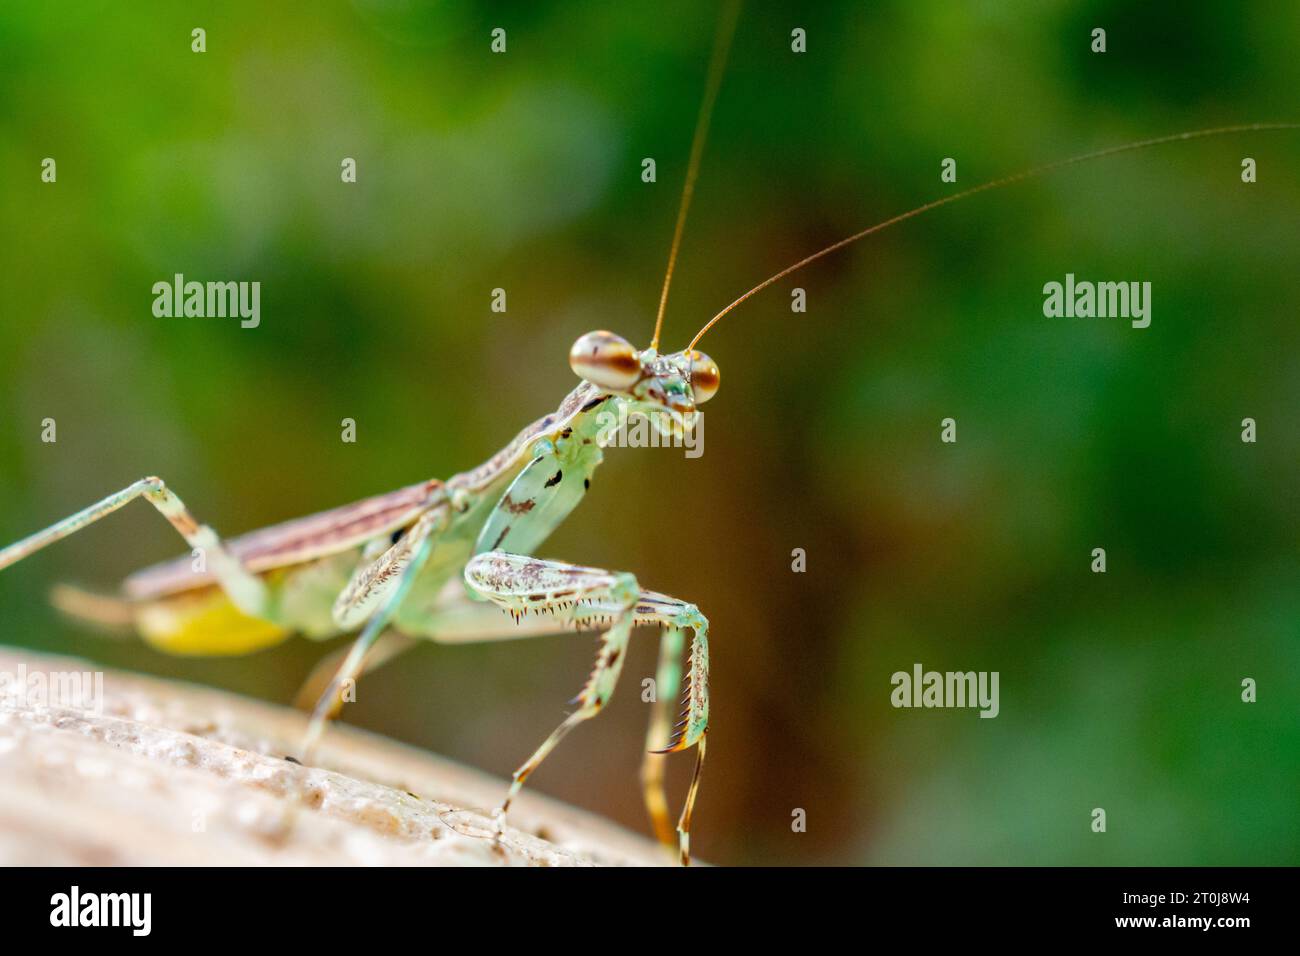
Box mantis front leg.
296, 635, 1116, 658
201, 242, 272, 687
464, 551, 710, 865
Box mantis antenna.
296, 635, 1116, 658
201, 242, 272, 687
649, 0, 741, 352
687, 122, 1300, 352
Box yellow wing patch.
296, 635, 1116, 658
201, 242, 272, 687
134, 588, 289, 656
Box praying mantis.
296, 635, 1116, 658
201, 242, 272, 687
1, 3, 1296, 866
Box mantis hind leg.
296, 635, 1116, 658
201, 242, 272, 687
464, 551, 710, 865
0, 477, 270, 618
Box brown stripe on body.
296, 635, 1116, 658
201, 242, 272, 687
124, 478, 443, 599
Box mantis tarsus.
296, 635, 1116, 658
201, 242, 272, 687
1, 4, 1296, 865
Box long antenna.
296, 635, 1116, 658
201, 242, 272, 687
687, 122, 1300, 352
649, 0, 741, 352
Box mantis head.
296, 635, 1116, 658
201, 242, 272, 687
568, 330, 719, 434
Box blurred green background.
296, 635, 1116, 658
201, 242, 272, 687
2, 1, 1298, 865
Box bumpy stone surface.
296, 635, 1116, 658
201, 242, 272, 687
0, 650, 667, 866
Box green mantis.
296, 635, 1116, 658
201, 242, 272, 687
0, 341, 720, 862
2, 3, 1296, 867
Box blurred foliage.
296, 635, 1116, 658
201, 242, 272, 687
1, 1, 1298, 865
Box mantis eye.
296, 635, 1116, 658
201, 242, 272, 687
569, 330, 641, 391
684, 350, 720, 403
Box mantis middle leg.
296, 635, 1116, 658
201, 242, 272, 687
300, 506, 448, 757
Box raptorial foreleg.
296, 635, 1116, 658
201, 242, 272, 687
463, 553, 710, 864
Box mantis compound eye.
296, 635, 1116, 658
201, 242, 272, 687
569, 330, 642, 391
683, 349, 719, 403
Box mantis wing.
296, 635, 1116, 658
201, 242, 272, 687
124, 478, 443, 599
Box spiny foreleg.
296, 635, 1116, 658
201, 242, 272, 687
464, 553, 710, 864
